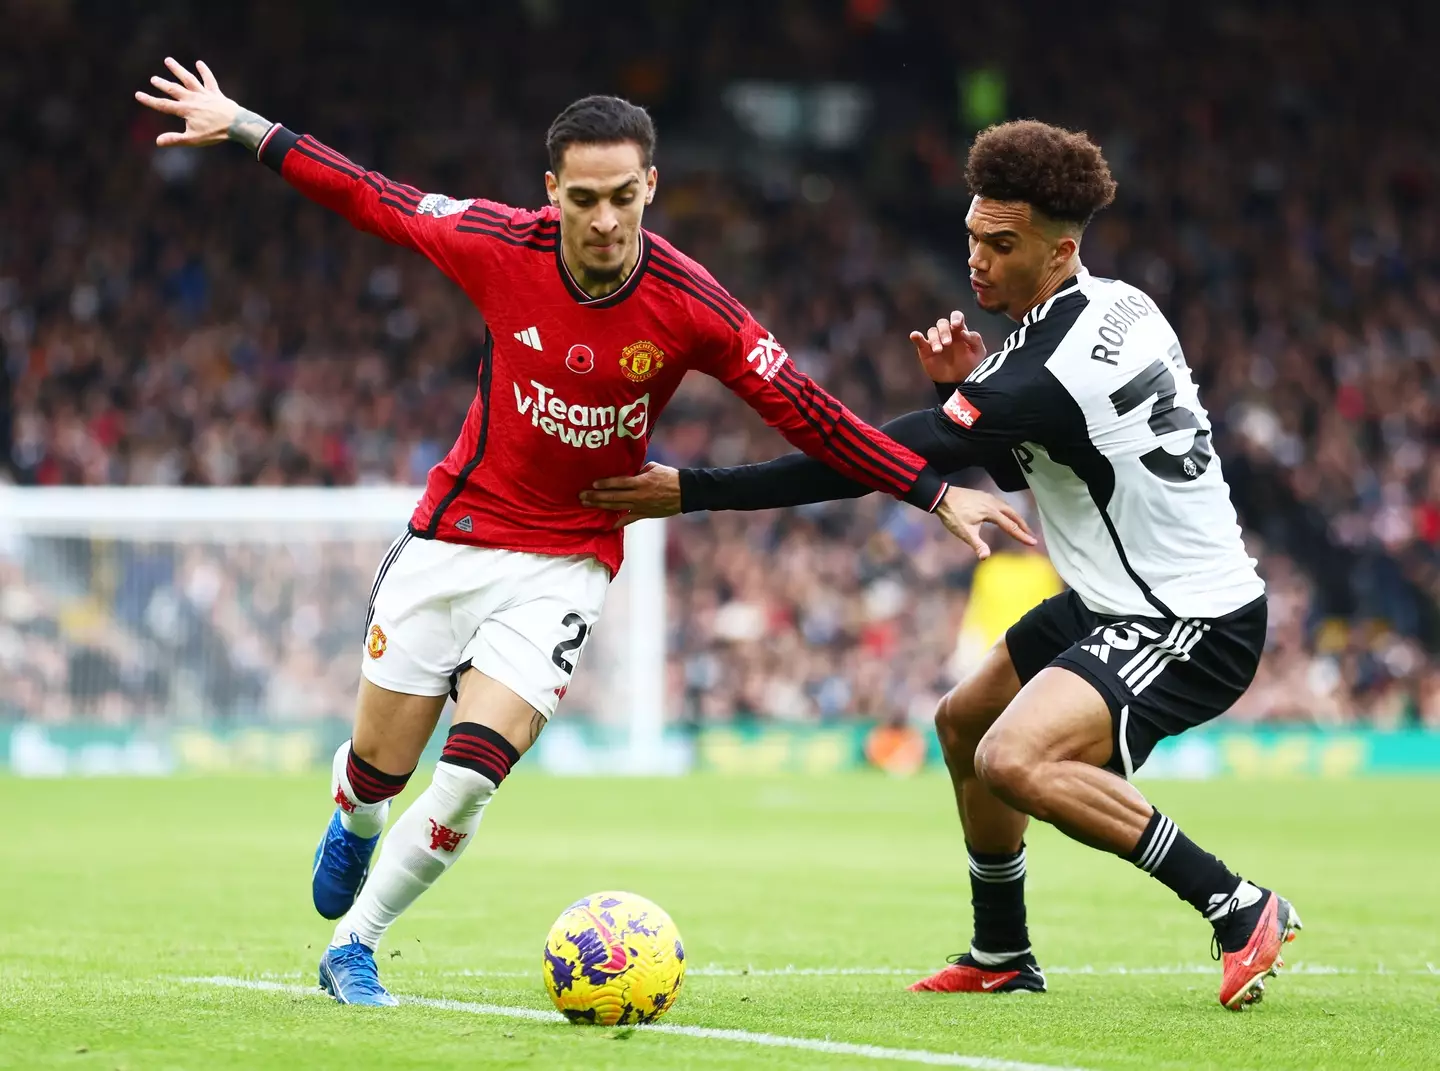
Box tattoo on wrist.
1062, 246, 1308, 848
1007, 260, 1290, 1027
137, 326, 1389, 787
228, 108, 272, 152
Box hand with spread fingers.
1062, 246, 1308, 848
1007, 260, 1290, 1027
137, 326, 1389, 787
580, 463, 681, 528
910, 310, 988, 385
933, 486, 1037, 560
134, 57, 273, 151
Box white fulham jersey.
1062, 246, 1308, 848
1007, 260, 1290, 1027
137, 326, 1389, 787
938, 269, 1264, 619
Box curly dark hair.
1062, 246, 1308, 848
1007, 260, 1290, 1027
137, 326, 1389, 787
965, 120, 1117, 226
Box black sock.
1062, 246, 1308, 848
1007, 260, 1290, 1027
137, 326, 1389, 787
345, 746, 413, 804
441, 721, 522, 785
1128, 810, 1241, 919
968, 843, 1030, 960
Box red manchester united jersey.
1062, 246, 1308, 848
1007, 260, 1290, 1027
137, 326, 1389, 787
259, 126, 947, 574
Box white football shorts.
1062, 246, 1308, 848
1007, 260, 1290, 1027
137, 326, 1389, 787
359, 531, 610, 718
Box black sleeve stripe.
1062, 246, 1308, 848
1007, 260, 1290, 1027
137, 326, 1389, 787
385, 187, 422, 208
649, 266, 744, 331
377, 179, 422, 207
453, 224, 557, 251
765, 365, 886, 486
358, 175, 419, 215
648, 264, 742, 328
767, 363, 913, 490
650, 256, 748, 324
829, 416, 922, 487
294, 137, 364, 179
459, 210, 557, 240
296, 137, 426, 212
298, 136, 365, 177
287, 138, 419, 222
783, 368, 915, 486
659, 259, 745, 321
292, 141, 364, 181
461, 204, 558, 233
455, 223, 557, 247
648, 249, 747, 322
774, 364, 918, 486
831, 414, 922, 486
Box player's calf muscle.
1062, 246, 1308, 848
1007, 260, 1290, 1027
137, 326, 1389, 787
935, 640, 1031, 854
973, 671, 1152, 851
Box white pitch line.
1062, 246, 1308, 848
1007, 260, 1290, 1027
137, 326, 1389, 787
436, 963, 1440, 979
182, 976, 1090, 1071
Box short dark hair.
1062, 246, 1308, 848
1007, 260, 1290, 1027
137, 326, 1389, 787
965, 120, 1117, 227
545, 95, 656, 174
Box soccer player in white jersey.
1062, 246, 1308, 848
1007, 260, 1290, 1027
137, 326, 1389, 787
584, 121, 1300, 1011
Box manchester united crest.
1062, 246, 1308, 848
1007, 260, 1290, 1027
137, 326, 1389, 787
619, 340, 665, 382
366, 624, 388, 659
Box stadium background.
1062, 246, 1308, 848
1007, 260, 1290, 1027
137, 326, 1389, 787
3, 0, 1440, 778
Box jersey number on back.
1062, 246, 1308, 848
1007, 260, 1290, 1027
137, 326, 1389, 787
1109, 345, 1212, 482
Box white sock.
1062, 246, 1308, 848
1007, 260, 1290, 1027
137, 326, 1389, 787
331, 761, 497, 950
1206, 879, 1265, 921
331, 741, 391, 839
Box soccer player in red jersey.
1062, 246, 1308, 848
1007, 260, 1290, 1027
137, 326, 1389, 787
137, 58, 1033, 1004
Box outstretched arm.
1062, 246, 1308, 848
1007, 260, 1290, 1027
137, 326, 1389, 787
677, 297, 945, 511
581, 408, 1035, 559
135, 58, 492, 284
680, 409, 977, 512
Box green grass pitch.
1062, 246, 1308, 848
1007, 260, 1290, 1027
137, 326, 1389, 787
2, 773, 1437, 1069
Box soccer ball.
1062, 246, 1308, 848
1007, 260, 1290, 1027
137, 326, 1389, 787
542, 891, 686, 1025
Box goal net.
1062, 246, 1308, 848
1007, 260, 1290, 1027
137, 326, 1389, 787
0, 486, 670, 773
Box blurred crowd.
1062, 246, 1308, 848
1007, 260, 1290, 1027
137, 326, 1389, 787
3, 0, 1439, 728
0, 533, 374, 725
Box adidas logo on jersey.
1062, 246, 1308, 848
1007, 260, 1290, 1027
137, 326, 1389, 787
514, 326, 542, 350
455, 515, 474, 533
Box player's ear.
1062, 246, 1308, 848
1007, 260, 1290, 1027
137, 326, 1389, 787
544, 171, 560, 208
644, 166, 657, 205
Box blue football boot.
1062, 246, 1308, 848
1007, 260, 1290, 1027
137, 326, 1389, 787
318, 934, 398, 1006
312, 809, 380, 920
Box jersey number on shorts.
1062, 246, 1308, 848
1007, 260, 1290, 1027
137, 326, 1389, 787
550, 613, 589, 675
1109, 345, 1213, 482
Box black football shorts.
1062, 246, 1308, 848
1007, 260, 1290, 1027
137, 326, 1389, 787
1005, 590, 1267, 777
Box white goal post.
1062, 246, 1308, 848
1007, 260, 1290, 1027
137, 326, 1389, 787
0, 486, 669, 772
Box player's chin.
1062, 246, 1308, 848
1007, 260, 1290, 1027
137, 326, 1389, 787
972, 288, 1005, 313
581, 254, 626, 281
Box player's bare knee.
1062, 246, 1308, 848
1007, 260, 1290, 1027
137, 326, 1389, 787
932, 689, 962, 739
349, 725, 422, 775
935, 661, 1018, 764
974, 730, 1040, 807
352, 679, 448, 772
